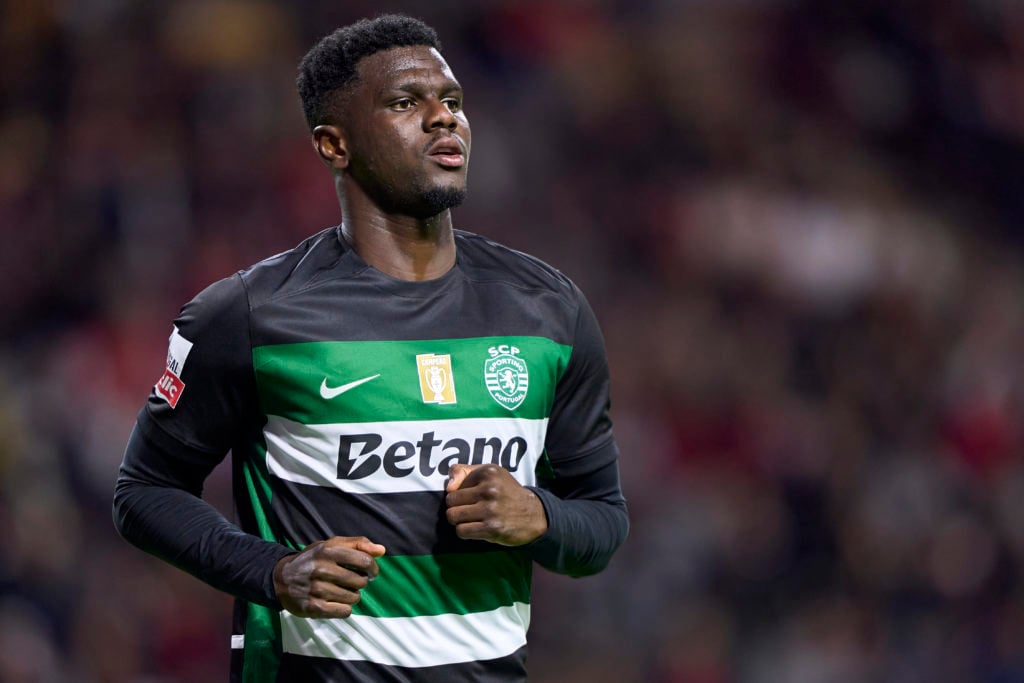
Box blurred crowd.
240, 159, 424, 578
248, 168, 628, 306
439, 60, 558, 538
3, 0, 1024, 681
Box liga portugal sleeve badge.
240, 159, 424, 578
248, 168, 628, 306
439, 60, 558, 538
154, 325, 193, 408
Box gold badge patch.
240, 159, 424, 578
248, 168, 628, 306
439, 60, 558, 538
417, 353, 457, 405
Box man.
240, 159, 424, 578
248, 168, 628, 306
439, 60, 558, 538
114, 14, 628, 683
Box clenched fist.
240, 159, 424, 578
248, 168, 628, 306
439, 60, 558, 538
274, 536, 386, 618
444, 463, 548, 546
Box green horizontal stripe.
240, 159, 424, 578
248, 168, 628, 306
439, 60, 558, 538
253, 337, 571, 424
353, 550, 532, 618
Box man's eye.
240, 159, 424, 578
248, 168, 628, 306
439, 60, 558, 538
444, 99, 462, 113
391, 99, 414, 111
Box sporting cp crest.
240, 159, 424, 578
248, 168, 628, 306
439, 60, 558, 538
484, 344, 529, 410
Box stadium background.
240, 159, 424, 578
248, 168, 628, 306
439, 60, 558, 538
3, 0, 1024, 681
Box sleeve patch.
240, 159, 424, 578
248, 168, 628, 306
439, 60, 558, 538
154, 325, 194, 408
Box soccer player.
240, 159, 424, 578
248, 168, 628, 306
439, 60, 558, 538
113, 14, 628, 683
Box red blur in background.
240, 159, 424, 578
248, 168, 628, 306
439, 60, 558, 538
2, 1, 1024, 681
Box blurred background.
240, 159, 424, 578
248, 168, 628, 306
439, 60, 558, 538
3, 0, 1024, 681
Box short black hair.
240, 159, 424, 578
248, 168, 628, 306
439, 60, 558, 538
297, 14, 441, 131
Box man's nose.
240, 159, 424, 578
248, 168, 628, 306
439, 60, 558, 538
425, 100, 458, 131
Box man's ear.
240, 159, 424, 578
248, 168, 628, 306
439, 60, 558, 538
312, 125, 349, 169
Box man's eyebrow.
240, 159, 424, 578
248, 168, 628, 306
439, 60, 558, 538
387, 80, 463, 95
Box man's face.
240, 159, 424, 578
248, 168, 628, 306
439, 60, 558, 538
341, 45, 471, 218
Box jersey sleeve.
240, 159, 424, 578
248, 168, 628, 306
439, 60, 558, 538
135, 273, 256, 458
524, 285, 628, 577
543, 285, 619, 477
115, 274, 294, 607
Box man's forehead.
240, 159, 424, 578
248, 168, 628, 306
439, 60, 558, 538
357, 46, 458, 88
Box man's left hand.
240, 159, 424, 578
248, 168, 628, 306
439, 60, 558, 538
444, 464, 548, 546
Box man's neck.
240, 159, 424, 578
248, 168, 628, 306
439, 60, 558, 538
338, 184, 457, 282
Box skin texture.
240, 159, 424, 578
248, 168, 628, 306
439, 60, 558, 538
273, 45, 548, 618
274, 537, 386, 618
445, 464, 548, 546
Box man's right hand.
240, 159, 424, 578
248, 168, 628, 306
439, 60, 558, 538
273, 536, 386, 618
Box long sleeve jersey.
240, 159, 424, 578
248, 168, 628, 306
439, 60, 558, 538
114, 227, 628, 683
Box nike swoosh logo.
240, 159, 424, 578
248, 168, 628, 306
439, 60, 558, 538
320, 374, 381, 399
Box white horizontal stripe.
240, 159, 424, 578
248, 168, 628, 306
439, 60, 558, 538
230, 635, 244, 649
280, 603, 530, 667
264, 416, 545, 495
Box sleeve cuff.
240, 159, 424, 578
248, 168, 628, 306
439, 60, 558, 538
521, 487, 565, 565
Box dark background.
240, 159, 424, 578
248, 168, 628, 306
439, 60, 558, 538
3, 1, 1024, 681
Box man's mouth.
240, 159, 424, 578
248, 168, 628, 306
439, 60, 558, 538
427, 137, 466, 168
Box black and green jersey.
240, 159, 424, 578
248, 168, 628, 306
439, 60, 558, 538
117, 228, 625, 682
